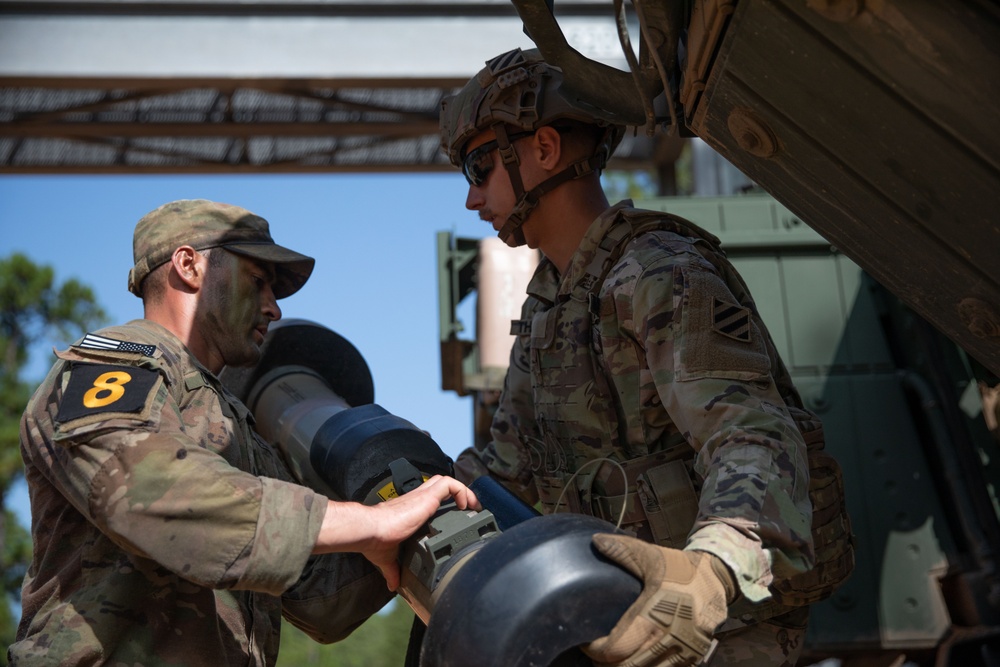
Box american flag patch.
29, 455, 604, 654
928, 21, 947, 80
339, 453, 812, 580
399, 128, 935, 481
78, 333, 157, 357
712, 298, 752, 343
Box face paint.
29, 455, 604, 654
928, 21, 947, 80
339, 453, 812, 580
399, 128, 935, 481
199, 250, 275, 368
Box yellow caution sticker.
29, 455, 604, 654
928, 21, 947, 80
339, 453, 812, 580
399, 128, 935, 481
376, 476, 430, 502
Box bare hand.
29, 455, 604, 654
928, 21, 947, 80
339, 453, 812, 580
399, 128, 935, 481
313, 475, 480, 590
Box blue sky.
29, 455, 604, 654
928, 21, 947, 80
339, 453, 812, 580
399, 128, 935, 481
2, 172, 496, 528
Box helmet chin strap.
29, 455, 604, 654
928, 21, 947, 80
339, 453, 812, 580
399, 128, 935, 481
492, 124, 529, 247
492, 123, 607, 248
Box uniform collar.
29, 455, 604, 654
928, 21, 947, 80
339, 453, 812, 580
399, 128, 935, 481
523, 200, 634, 305
113, 319, 215, 380
559, 200, 634, 298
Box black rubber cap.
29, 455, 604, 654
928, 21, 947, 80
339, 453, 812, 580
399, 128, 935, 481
421, 513, 642, 667
310, 403, 453, 502
219, 318, 373, 408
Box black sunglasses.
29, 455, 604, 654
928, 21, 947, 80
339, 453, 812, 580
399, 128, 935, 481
462, 131, 536, 186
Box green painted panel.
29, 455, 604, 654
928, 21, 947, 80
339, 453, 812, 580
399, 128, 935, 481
729, 256, 791, 363
796, 373, 955, 650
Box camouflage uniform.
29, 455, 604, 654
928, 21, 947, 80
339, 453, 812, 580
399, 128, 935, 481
456, 201, 853, 664
11, 318, 392, 666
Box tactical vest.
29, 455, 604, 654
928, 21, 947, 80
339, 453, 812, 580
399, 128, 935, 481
514, 208, 855, 612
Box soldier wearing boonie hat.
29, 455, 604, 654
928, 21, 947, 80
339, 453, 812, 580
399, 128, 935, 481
127, 198, 315, 299
11, 198, 478, 665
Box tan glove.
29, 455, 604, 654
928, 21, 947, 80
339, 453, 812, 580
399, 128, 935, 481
584, 534, 738, 667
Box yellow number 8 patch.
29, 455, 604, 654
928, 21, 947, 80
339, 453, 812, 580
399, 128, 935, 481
57, 362, 160, 424
83, 371, 132, 408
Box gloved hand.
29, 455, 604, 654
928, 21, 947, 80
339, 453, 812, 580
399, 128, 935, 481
584, 534, 738, 667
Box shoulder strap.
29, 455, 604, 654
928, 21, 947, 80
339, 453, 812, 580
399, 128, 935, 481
572, 207, 721, 304
619, 207, 723, 248
571, 221, 635, 301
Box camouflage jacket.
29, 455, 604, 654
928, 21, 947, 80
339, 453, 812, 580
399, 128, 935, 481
455, 201, 821, 606
11, 319, 392, 667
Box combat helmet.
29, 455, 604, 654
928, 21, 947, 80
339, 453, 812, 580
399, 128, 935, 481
440, 48, 626, 246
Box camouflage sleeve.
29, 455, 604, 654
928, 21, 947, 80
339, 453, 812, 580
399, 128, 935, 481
624, 251, 813, 603
453, 307, 540, 506
282, 553, 395, 643
36, 369, 325, 596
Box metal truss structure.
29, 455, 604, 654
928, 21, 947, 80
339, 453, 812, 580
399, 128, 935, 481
0, 0, 662, 174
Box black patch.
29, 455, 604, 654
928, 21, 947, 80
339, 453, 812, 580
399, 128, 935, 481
712, 297, 752, 342
56, 363, 159, 423
510, 319, 532, 336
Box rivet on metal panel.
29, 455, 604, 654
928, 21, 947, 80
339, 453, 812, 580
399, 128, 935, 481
727, 108, 779, 158
958, 298, 1000, 339
806, 0, 864, 23
806, 393, 831, 414
830, 590, 857, 611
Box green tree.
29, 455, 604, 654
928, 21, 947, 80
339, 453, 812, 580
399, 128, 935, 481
276, 599, 417, 666
601, 169, 659, 202
0, 252, 107, 654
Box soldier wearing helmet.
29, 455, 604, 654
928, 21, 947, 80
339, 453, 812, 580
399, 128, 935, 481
440, 47, 626, 249
442, 49, 853, 667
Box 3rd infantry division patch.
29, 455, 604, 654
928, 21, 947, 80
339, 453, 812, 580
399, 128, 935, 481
712, 297, 752, 343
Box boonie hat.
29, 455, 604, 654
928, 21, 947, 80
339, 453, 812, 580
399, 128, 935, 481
127, 199, 315, 299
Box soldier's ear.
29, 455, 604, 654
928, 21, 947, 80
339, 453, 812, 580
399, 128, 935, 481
169, 246, 205, 291
533, 126, 563, 170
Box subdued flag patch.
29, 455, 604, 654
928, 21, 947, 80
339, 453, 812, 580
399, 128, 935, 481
78, 333, 157, 357
712, 298, 752, 342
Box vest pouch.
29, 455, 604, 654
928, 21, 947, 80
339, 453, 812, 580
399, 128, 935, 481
586, 450, 698, 545
535, 472, 584, 515
636, 460, 700, 550
528, 294, 624, 479
771, 448, 856, 606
